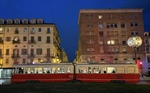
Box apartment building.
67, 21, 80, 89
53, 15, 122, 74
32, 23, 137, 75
0, 18, 62, 68
144, 32, 150, 72
77, 9, 145, 66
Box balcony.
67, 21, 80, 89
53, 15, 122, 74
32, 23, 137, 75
0, 40, 3, 44
12, 39, 20, 44
11, 54, 20, 59
28, 54, 36, 58
45, 54, 52, 58
46, 40, 51, 43
28, 40, 36, 44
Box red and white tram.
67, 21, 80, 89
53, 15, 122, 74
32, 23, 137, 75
11, 63, 74, 83
11, 63, 140, 83
75, 63, 140, 83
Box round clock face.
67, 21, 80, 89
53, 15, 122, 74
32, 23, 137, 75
127, 36, 142, 47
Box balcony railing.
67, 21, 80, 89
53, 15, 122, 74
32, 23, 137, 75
11, 54, 20, 59
45, 54, 51, 58
12, 39, 20, 44
28, 40, 36, 44
46, 40, 51, 43
28, 54, 36, 58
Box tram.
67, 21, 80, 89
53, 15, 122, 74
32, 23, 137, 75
75, 63, 140, 83
11, 63, 140, 83
11, 63, 74, 83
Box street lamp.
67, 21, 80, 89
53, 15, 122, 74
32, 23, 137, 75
127, 36, 142, 63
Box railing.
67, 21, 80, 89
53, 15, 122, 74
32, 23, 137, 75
28, 54, 36, 58
11, 54, 20, 58
28, 40, 36, 44
12, 40, 20, 44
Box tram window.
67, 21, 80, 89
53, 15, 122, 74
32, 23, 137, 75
127, 66, 135, 73
35, 68, 42, 73
25, 68, 34, 74
43, 67, 51, 73
116, 67, 125, 73
52, 67, 56, 73
18, 68, 24, 74
88, 67, 92, 73
93, 67, 101, 73
102, 67, 107, 73
57, 67, 61, 73
62, 67, 65, 73
79, 67, 87, 73
107, 67, 115, 73
67, 67, 71, 73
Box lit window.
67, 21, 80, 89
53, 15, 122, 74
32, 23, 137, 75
24, 28, 27, 32
107, 41, 110, 45
0, 28, 2, 33
98, 15, 102, 19
107, 40, 115, 45
7, 28, 10, 32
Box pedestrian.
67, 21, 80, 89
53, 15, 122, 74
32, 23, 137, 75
148, 71, 150, 77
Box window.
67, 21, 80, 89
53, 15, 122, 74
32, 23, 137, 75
107, 40, 115, 45
86, 48, 94, 52
14, 36, 19, 41
122, 41, 126, 45
47, 48, 50, 56
7, 28, 10, 32
86, 31, 94, 36
5, 37, 11, 42
23, 59, 26, 64
99, 31, 103, 36
6, 59, 9, 64
108, 14, 115, 19
120, 15, 125, 18
0, 28, 2, 34
79, 67, 87, 73
31, 28, 34, 33
98, 23, 103, 28
121, 22, 125, 28
47, 28, 50, 33
24, 28, 27, 32
47, 36, 50, 43
86, 14, 93, 19
0, 19, 4, 24
98, 15, 102, 19
22, 49, 27, 55
6, 49, 9, 55
131, 31, 138, 35
38, 36, 41, 41
86, 39, 94, 44
38, 28, 41, 32
15, 28, 19, 34
123, 47, 127, 53
37, 49, 42, 55
99, 40, 103, 45
106, 23, 118, 28
147, 57, 150, 63
130, 22, 138, 27
23, 36, 26, 41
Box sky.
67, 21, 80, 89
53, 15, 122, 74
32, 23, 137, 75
0, 0, 150, 62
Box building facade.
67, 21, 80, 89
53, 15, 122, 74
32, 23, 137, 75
144, 32, 150, 72
77, 9, 145, 67
0, 18, 62, 68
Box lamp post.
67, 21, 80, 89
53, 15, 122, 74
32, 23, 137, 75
127, 36, 142, 63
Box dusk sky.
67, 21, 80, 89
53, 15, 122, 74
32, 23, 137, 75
0, 0, 150, 62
